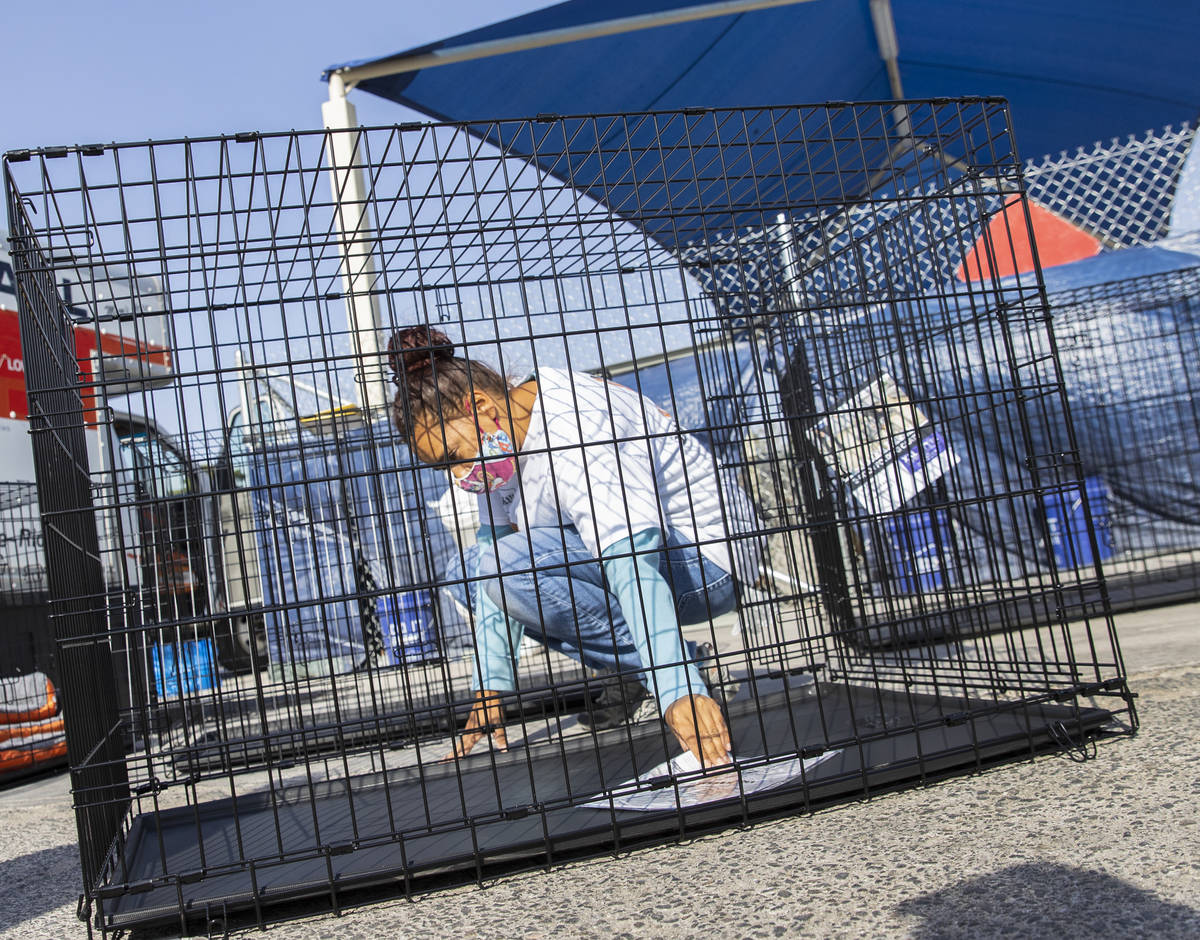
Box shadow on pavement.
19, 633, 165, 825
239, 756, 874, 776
0, 843, 80, 933
896, 862, 1200, 939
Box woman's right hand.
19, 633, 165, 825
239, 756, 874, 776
441, 690, 508, 762
664, 693, 733, 769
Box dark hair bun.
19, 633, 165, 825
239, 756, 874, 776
387, 326, 456, 382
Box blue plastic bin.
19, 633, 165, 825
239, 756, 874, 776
885, 510, 950, 593
152, 638, 218, 699
378, 590, 439, 665
1042, 476, 1114, 568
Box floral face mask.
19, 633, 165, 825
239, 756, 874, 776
452, 419, 518, 494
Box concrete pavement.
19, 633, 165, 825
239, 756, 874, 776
2, 602, 1197, 939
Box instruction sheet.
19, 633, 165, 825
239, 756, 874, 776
582, 749, 842, 813
809, 372, 959, 514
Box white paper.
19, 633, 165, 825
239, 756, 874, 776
809, 373, 960, 515
582, 749, 842, 813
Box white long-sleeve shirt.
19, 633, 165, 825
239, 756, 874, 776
477, 367, 763, 584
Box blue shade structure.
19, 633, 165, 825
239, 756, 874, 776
327, 0, 1200, 245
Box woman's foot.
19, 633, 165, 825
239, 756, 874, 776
577, 673, 650, 730
694, 641, 739, 707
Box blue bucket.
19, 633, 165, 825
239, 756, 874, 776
377, 590, 439, 665
1042, 476, 1114, 568
885, 510, 950, 594
152, 637, 219, 699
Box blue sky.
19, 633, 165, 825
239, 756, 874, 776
4, 0, 703, 435
4, 0, 549, 156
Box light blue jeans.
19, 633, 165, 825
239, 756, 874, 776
445, 525, 736, 702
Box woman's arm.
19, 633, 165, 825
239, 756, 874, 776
471, 523, 523, 692
601, 528, 731, 767
601, 528, 701, 709
445, 524, 521, 760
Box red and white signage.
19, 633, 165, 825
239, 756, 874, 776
0, 304, 172, 425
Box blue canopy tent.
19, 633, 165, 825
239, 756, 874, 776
319, 0, 1200, 618
320, 0, 1200, 376
325, 0, 1200, 230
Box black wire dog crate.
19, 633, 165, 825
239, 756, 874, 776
1044, 266, 1200, 611
5, 100, 1134, 933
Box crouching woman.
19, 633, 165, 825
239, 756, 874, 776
388, 326, 761, 769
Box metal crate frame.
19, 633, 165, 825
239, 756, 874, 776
5, 99, 1133, 934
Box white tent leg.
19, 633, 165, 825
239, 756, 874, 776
869, 0, 911, 137
322, 75, 388, 416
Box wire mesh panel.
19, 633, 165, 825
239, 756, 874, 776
1022, 123, 1195, 249
1045, 266, 1200, 608
4, 100, 1133, 934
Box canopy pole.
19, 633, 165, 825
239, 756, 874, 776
869, 0, 911, 137
328, 0, 820, 89
322, 76, 388, 415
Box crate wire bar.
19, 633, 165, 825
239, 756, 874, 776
4, 100, 1132, 933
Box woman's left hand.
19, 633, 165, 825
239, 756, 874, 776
664, 694, 733, 769
441, 690, 508, 762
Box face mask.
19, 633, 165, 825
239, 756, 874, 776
453, 421, 518, 494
